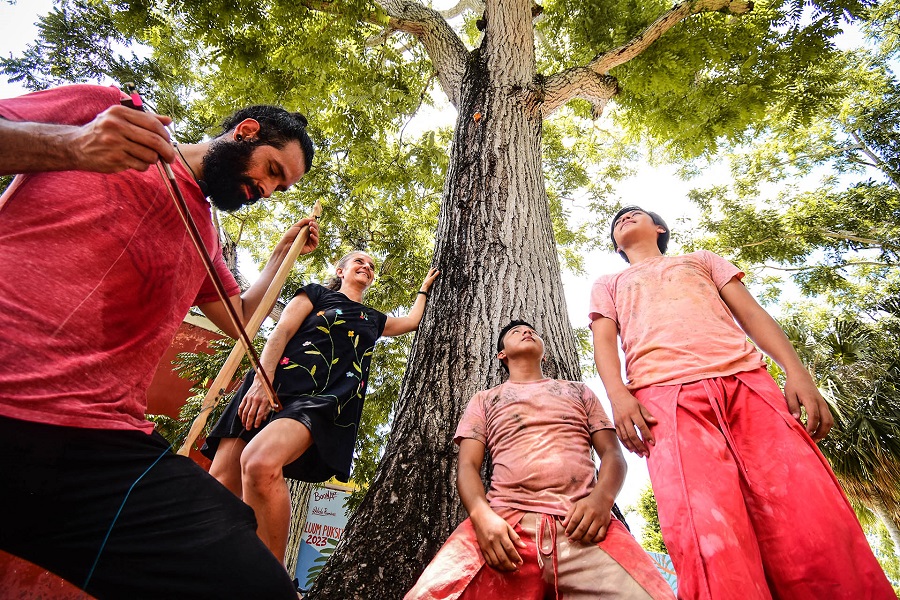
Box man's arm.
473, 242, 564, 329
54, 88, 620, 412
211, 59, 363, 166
720, 278, 833, 440
562, 429, 626, 543
198, 218, 319, 338
0, 105, 175, 175
457, 438, 526, 572
591, 317, 657, 457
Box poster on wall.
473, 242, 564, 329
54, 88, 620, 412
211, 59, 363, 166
647, 551, 678, 593
295, 485, 351, 592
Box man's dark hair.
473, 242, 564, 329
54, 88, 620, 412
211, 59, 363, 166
609, 205, 670, 263
220, 105, 314, 172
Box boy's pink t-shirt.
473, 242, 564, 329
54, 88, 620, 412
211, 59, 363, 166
455, 379, 614, 517
588, 250, 765, 390
0, 84, 239, 432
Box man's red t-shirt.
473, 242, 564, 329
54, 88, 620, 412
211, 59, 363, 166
0, 85, 239, 432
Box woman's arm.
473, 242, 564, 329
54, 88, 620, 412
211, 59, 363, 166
238, 292, 314, 429
720, 278, 833, 440
199, 218, 319, 339
382, 268, 440, 337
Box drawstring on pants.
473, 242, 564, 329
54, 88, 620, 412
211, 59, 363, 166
700, 378, 752, 488
536, 513, 560, 598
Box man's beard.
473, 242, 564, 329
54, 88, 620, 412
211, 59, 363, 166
201, 138, 261, 212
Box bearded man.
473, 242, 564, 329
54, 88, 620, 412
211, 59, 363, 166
0, 84, 319, 599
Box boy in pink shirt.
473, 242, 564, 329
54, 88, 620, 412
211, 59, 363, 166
590, 206, 893, 599
406, 321, 675, 600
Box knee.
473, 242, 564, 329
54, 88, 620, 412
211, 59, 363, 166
240, 449, 282, 490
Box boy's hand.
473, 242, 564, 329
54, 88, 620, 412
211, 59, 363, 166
563, 491, 612, 544
610, 392, 657, 457
784, 372, 834, 441
470, 508, 526, 572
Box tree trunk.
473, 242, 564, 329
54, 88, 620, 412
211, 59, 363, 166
871, 494, 900, 555
285, 479, 314, 575
309, 15, 581, 597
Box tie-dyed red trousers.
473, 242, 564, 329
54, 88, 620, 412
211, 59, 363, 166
634, 367, 894, 600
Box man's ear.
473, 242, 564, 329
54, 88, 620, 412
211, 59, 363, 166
657, 226, 667, 234
233, 118, 261, 141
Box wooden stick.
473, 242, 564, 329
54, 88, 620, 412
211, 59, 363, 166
177, 200, 323, 456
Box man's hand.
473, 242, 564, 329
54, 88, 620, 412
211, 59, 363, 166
238, 380, 276, 430
784, 372, 834, 441
68, 104, 175, 173
610, 392, 657, 457
563, 492, 612, 544
470, 508, 526, 572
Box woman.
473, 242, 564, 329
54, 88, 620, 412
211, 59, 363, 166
203, 251, 439, 563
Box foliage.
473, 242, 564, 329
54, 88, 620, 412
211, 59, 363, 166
146, 335, 266, 448
868, 520, 900, 585
629, 483, 668, 554
684, 28, 899, 303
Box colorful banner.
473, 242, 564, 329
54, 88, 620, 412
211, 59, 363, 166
295, 486, 351, 592
647, 551, 678, 593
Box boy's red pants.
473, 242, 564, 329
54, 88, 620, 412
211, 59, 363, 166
405, 511, 675, 600
634, 367, 894, 600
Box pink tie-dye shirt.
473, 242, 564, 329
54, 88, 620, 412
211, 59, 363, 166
589, 250, 765, 390
455, 379, 614, 517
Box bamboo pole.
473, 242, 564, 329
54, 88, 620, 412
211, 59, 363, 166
177, 201, 323, 456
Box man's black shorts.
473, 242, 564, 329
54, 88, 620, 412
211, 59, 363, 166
0, 415, 297, 599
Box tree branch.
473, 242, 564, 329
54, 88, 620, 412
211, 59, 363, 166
590, 0, 753, 74
538, 67, 619, 118
850, 130, 900, 190
375, 0, 469, 107
761, 261, 894, 273
438, 0, 484, 19
819, 229, 899, 250
298, 0, 468, 106
537, 0, 752, 117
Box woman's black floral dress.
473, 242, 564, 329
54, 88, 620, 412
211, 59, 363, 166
202, 284, 387, 482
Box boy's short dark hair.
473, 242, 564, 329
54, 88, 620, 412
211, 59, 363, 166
609, 205, 670, 263
497, 320, 537, 372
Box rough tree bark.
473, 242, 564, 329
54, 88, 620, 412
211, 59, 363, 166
309, 6, 581, 599
308, 1, 752, 597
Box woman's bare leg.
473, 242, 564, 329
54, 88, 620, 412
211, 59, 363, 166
240, 419, 314, 564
